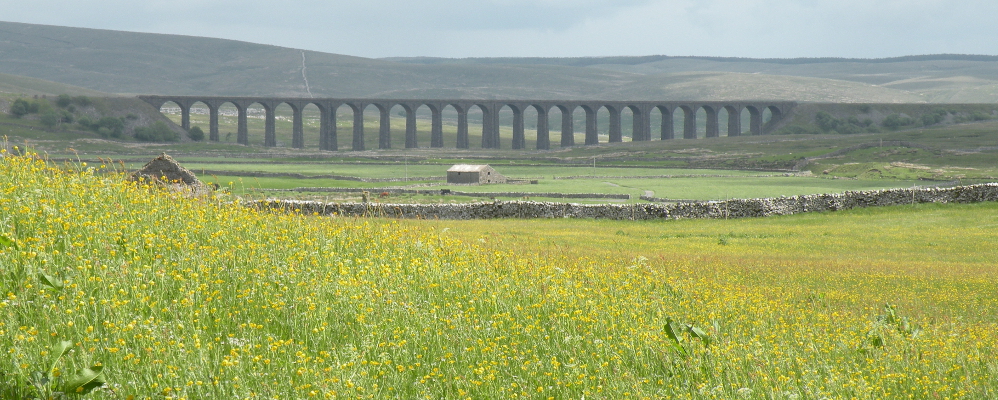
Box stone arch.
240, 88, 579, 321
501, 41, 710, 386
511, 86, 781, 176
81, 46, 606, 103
213, 101, 240, 143
763, 105, 785, 134
345, 102, 367, 150
294, 102, 323, 149
620, 105, 634, 141
499, 103, 527, 150
471, 103, 495, 149
314, 101, 339, 151
497, 104, 521, 149
376, 103, 406, 149
367, 102, 393, 149
556, 104, 576, 147
424, 103, 444, 148
679, 105, 698, 139
580, 105, 599, 145
723, 105, 743, 137
399, 103, 430, 149
625, 104, 650, 141
529, 103, 551, 150
745, 105, 764, 135
443, 103, 469, 148
602, 104, 623, 143
183, 101, 211, 140
268, 102, 298, 148
156, 100, 186, 130
700, 105, 719, 138
237, 101, 270, 146
654, 105, 675, 140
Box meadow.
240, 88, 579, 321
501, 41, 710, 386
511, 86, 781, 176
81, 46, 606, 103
1, 148, 996, 399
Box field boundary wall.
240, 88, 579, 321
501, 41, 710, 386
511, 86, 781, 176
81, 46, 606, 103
249, 183, 998, 220
261, 187, 632, 200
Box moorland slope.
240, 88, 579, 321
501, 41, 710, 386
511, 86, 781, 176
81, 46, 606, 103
2, 21, 997, 102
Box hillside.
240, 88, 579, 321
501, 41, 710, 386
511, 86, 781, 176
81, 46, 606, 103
2, 21, 997, 102
0, 72, 107, 97
393, 55, 998, 103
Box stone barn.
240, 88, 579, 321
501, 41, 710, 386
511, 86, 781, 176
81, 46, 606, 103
447, 164, 507, 184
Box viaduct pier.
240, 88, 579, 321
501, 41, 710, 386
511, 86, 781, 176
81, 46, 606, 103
138, 96, 796, 151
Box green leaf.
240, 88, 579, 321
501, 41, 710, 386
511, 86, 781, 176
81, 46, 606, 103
64, 365, 104, 394
664, 317, 688, 356
29, 370, 47, 387
686, 324, 712, 346
664, 317, 683, 344
0, 235, 15, 249
868, 334, 884, 348
48, 340, 73, 375
77, 378, 105, 395
38, 272, 64, 291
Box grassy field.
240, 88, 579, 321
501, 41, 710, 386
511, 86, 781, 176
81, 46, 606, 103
2, 148, 997, 399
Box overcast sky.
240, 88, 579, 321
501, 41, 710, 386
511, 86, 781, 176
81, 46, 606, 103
1, 0, 996, 59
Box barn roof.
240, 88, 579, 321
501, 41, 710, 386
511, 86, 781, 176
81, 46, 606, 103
447, 164, 491, 172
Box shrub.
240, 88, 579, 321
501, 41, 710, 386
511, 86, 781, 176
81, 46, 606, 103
72, 96, 92, 107
78, 116, 125, 138
921, 109, 948, 126
775, 125, 822, 135
56, 94, 73, 108
882, 114, 915, 130
39, 110, 60, 128
814, 111, 840, 132
188, 126, 205, 141
77, 116, 93, 130
96, 117, 124, 137
9, 98, 39, 117
837, 123, 863, 134
134, 121, 179, 142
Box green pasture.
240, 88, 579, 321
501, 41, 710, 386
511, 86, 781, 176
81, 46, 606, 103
3, 154, 997, 398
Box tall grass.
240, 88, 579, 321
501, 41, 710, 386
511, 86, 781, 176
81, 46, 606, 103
0, 148, 995, 398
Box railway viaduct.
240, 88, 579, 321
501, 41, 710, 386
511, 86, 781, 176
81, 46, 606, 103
138, 96, 796, 151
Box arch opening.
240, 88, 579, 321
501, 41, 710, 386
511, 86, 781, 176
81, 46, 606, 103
158, 101, 184, 133
271, 103, 295, 147
522, 105, 540, 149
242, 102, 268, 146
497, 105, 517, 150
547, 106, 563, 150
470, 104, 491, 149
620, 107, 634, 142
216, 102, 240, 143
410, 104, 433, 149
596, 106, 611, 143
300, 103, 322, 149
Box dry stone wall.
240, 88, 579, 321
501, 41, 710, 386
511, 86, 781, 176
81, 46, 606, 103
249, 183, 998, 220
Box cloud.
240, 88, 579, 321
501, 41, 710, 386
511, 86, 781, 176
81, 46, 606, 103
0, 0, 996, 58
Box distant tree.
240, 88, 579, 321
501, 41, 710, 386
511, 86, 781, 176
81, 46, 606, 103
188, 126, 205, 141
39, 110, 60, 128
134, 121, 179, 142
96, 117, 125, 138
814, 111, 840, 132
10, 98, 32, 117
56, 94, 73, 108
72, 96, 92, 107
882, 114, 914, 130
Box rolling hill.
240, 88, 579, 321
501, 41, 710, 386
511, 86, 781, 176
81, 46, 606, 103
2, 21, 998, 102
